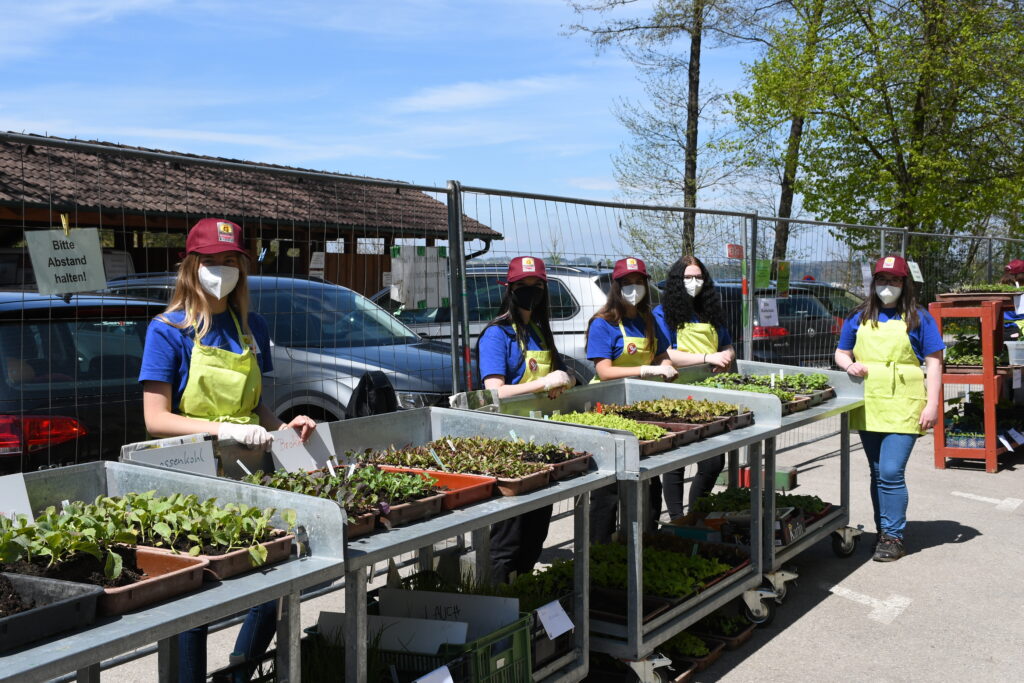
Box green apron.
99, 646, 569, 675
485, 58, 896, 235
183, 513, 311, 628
512, 323, 554, 386
850, 319, 926, 435
178, 309, 262, 424
590, 322, 654, 383
674, 322, 719, 383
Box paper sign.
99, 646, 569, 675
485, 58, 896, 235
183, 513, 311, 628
1009, 428, 1024, 445
757, 298, 779, 327
725, 244, 744, 259
326, 240, 345, 254
907, 261, 924, 283
536, 599, 574, 639
124, 441, 217, 476
309, 252, 325, 270
1014, 369, 1022, 390
414, 666, 454, 683
24, 227, 107, 295
0, 474, 33, 519
271, 427, 334, 471
378, 588, 519, 640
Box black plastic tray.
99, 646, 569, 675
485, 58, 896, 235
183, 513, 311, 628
0, 572, 104, 653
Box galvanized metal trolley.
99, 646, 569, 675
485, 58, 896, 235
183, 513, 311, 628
327, 406, 620, 683
0, 461, 346, 683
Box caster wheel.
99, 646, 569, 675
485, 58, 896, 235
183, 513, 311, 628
765, 578, 787, 603
743, 599, 775, 627
831, 531, 858, 557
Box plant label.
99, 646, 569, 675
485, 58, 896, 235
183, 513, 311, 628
0, 474, 33, 519
428, 448, 448, 471
414, 666, 455, 683
508, 430, 519, 441
124, 441, 217, 476
907, 261, 924, 283
1009, 428, 1024, 445
325, 459, 336, 477
536, 599, 574, 639
271, 428, 334, 472
378, 588, 519, 640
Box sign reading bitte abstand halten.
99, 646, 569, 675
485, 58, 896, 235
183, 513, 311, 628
24, 228, 106, 295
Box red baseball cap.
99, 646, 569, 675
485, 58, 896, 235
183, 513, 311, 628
612, 257, 649, 280
1005, 259, 1024, 275
503, 256, 547, 284
873, 255, 909, 277
185, 218, 248, 255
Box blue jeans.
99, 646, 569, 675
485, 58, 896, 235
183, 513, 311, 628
177, 600, 278, 682
859, 431, 918, 539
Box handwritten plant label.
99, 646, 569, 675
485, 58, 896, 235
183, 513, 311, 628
536, 599, 574, 639
125, 441, 217, 476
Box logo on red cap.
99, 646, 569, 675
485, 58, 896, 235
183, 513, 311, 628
626, 258, 638, 270
522, 257, 536, 273
217, 221, 234, 243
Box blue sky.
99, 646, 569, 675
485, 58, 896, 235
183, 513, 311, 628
0, 0, 750, 201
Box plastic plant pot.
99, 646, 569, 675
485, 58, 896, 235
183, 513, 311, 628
99, 547, 208, 616
0, 573, 104, 653
378, 466, 496, 510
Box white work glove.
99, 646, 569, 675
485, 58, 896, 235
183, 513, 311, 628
542, 370, 572, 391
218, 422, 273, 450
640, 364, 678, 382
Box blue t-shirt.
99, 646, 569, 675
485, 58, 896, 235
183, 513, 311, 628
139, 309, 273, 413
478, 323, 566, 384
1005, 310, 1024, 329
837, 309, 945, 363
586, 315, 670, 362
652, 304, 732, 351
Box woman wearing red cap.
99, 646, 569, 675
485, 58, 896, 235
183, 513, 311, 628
587, 257, 677, 540
139, 218, 316, 681
1000, 259, 1024, 340
476, 256, 575, 581
835, 255, 945, 562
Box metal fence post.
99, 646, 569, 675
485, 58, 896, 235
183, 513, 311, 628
900, 229, 908, 257
880, 229, 886, 256
744, 213, 758, 361
446, 180, 467, 393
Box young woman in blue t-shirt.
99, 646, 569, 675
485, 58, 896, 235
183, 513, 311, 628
654, 255, 737, 520
140, 218, 316, 681
834, 255, 945, 562
1000, 259, 1023, 340
476, 256, 574, 582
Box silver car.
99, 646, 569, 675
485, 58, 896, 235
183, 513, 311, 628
372, 264, 660, 384
106, 275, 456, 421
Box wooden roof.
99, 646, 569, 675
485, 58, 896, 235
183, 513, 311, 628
0, 134, 500, 240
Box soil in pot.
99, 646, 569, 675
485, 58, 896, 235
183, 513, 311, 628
1, 546, 143, 588
0, 574, 32, 618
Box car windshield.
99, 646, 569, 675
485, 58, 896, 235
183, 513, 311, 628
777, 295, 831, 318
812, 289, 863, 317
253, 284, 420, 348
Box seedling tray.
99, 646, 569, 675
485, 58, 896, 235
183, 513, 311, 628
781, 396, 812, 415
694, 416, 731, 438
495, 468, 551, 496
639, 432, 680, 457
545, 452, 594, 481
379, 466, 496, 510
589, 586, 674, 625
381, 492, 445, 528
144, 532, 295, 582
801, 502, 834, 527
669, 636, 725, 672
797, 387, 837, 407
0, 573, 104, 653
346, 512, 377, 540
638, 421, 704, 447
725, 411, 755, 430
99, 548, 208, 616
665, 661, 698, 682
691, 621, 755, 650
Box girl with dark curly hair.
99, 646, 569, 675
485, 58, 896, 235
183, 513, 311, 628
654, 255, 737, 519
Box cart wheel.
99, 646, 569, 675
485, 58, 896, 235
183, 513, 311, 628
831, 531, 858, 557
743, 599, 775, 627
765, 577, 787, 603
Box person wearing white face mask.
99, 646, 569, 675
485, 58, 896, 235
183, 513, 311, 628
653, 255, 737, 520
139, 218, 316, 681
835, 255, 944, 563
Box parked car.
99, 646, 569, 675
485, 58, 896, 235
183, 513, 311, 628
0, 291, 163, 473
371, 264, 662, 384
787, 280, 864, 331
104, 275, 458, 422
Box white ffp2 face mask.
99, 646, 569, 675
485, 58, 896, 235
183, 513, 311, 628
621, 283, 646, 305
198, 265, 239, 300
684, 278, 704, 298
875, 285, 902, 306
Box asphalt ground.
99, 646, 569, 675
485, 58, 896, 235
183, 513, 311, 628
105, 429, 1024, 682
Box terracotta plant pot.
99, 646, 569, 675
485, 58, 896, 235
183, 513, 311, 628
346, 511, 377, 540
143, 531, 295, 582
99, 548, 208, 616
725, 411, 755, 430
0, 573, 104, 653
638, 432, 679, 457
495, 468, 551, 496
781, 396, 812, 415
695, 417, 731, 438
378, 466, 496, 510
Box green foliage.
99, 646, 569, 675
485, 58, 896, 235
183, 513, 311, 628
691, 488, 825, 516
602, 398, 746, 423
365, 436, 557, 479
950, 284, 1024, 294
661, 631, 710, 658
587, 543, 732, 599
697, 611, 751, 637
945, 334, 1008, 366
549, 412, 668, 440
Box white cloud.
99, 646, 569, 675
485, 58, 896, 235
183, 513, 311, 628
390, 76, 574, 114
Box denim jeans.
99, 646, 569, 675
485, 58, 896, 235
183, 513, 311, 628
177, 600, 278, 682
859, 431, 918, 539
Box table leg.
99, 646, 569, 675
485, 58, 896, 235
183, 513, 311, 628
276, 592, 301, 682
76, 663, 100, 683
574, 492, 591, 664
728, 448, 740, 487
157, 635, 178, 683
472, 526, 491, 583
345, 566, 368, 683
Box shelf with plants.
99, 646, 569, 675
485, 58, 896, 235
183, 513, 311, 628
929, 297, 1023, 472
691, 372, 836, 414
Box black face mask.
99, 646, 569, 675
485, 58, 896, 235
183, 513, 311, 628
511, 285, 545, 310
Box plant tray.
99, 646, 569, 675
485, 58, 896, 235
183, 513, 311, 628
696, 416, 731, 438
670, 636, 725, 672
725, 411, 755, 430
935, 291, 1017, 304
143, 532, 295, 582
495, 468, 551, 496
781, 396, 812, 415
346, 511, 377, 540
665, 661, 698, 682
801, 502, 834, 527
589, 586, 674, 625
379, 466, 497, 510
381, 492, 445, 528
639, 431, 680, 457
638, 421, 705, 446
692, 621, 755, 651
531, 593, 575, 672
545, 452, 594, 481
99, 548, 208, 616
0, 573, 104, 654
798, 387, 836, 407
